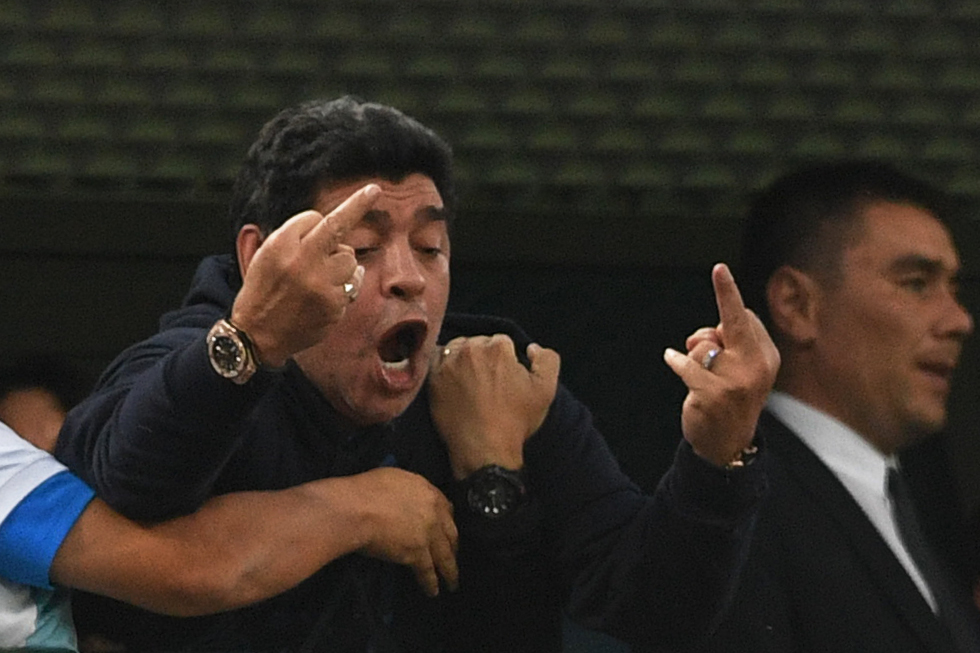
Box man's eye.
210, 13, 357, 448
354, 247, 378, 259
901, 277, 928, 292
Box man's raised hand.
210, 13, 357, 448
663, 263, 780, 467
231, 184, 379, 367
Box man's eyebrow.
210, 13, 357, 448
889, 254, 949, 276
359, 206, 447, 227
359, 209, 389, 228
420, 206, 448, 222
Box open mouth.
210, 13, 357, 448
378, 322, 427, 370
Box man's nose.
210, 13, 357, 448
382, 243, 426, 299
942, 293, 974, 340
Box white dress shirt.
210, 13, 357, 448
766, 391, 939, 613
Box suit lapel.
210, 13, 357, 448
761, 410, 958, 653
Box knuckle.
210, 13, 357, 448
716, 375, 753, 403
685, 393, 708, 412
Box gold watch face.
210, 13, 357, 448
211, 334, 244, 375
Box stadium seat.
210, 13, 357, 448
0, 0, 30, 29
110, 1, 166, 35
41, 0, 97, 32
58, 116, 113, 141
175, 4, 233, 38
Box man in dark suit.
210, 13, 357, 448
697, 161, 980, 653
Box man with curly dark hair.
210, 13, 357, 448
57, 96, 777, 652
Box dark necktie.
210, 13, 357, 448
887, 467, 980, 652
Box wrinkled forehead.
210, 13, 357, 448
316, 174, 443, 214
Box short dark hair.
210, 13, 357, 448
739, 160, 952, 327
228, 95, 456, 242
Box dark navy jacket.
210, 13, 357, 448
56, 254, 767, 652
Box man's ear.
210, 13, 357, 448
766, 266, 820, 345
236, 225, 265, 280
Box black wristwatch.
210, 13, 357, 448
460, 465, 527, 520
206, 318, 259, 385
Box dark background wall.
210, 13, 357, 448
3, 5, 980, 648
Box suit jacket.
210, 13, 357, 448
697, 409, 980, 653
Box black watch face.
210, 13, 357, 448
212, 335, 243, 373
467, 470, 524, 519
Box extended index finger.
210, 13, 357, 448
712, 263, 750, 338
304, 183, 381, 251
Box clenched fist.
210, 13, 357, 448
428, 334, 560, 479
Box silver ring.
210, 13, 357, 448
702, 348, 720, 371
343, 282, 357, 302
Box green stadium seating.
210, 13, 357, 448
0, 113, 45, 139
870, 62, 927, 91
242, 6, 298, 39
160, 80, 220, 108
700, 92, 754, 121
94, 78, 153, 106
41, 1, 97, 32
32, 76, 87, 104
2, 0, 980, 218
527, 124, 581, 153
0, 0, 30, 29
57, 116, 113, 142
472, 54, 530, 81
446, 14, 502, 43
920, 136, 976, 163
4, 37, 60, 66
593, 126, 648, 155
583, 16, 633, 47
80, 152, 137, 181
711, 18, 768, 51
513, 14, 570, 45
803, 59, 859, 88
791, 132, 846, 158
724, 128, 778, 157
778, 21, 832, 52
110, 1, 166, 36
880, 0, 936, 18
175, 4, 234, 38
855, 133, 911, 159
892, 99, 949, 127
136, 44, 194, 72
67, 40, 127, 69
831, 97, 886, 125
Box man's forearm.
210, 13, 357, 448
50, 476, 372, 616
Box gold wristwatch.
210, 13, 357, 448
206, 318, 258, 385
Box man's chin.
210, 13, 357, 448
344, 392, 421, 427
907, 408, 948, 442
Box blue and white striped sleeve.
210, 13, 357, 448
0, 422, 95, 589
